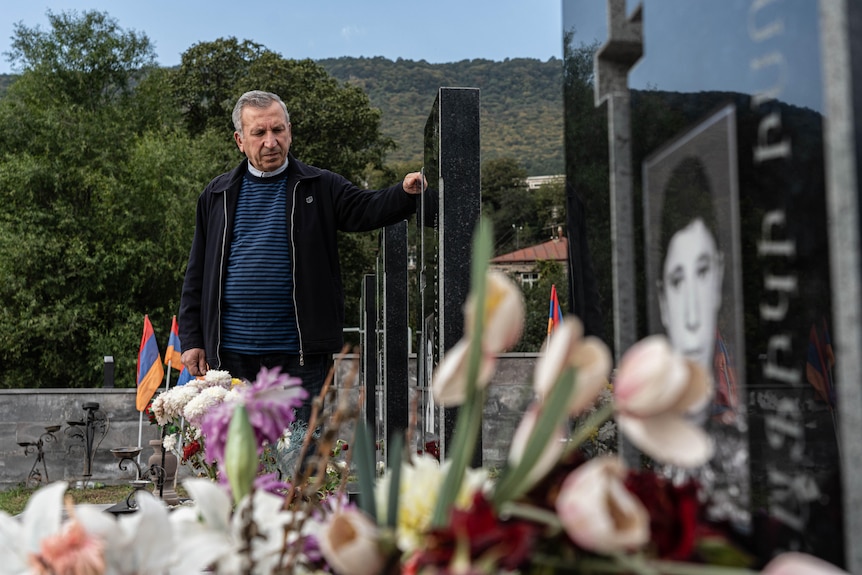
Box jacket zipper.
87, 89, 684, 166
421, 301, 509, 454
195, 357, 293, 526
290, 180, 304, 366
216, 192, 229, 369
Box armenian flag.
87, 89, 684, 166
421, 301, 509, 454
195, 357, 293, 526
165, 315, 183, 370
547, 284, 563, 336
136, 315, 165, 411
806, 317, 836, 408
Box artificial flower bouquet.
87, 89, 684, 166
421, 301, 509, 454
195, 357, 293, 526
2, 219, 849, 575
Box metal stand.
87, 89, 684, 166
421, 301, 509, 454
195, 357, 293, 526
106, 446, 166, 514
65, 402, 109, 486
17, 425, 61, 486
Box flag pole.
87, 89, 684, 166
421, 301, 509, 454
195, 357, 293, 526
165, 360, 173, 391
137, 411, 143, 465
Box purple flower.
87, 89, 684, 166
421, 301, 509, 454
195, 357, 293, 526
244, 366, 309, 447
200, 366, 309, 469
200, 402, 233, 469
254, 472, 291, 496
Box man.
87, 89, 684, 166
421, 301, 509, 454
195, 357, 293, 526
179, 90, 425, 422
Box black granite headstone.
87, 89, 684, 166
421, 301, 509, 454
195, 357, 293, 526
361, 274, 378, 437
421, 88, 481, 463
564, 0, 850, 568
380, 221, 409, 457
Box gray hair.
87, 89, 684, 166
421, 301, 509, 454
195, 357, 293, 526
232, 91, 290, 134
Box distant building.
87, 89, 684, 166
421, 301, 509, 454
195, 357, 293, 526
490, 235, 568, 288
525, 174, 565, 190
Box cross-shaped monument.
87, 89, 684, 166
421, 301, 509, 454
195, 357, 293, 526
595, 0, 643, 466
594, 0, 643, 364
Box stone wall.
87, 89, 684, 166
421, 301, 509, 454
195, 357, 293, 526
0, 389, 163, 490
0, 354, 537, 489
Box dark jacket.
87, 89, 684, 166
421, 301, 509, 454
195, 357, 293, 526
179, 155, 418, 367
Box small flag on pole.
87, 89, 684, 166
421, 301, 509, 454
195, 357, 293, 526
176, 366, 193, 386
136, 315, 165, 411
547, 284, 563, 337
806, 318, 836, 408
165, 315, 183, 370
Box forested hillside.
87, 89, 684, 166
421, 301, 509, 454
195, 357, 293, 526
2, 58, 567, 175
318, 57, 564, 176
0, 75, 14, 95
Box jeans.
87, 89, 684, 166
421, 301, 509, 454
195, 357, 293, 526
216, 351, 331, 427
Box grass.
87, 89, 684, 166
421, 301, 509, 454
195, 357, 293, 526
0, 482, 189, 516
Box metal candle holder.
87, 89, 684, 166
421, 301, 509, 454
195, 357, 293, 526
17, 425, 61, 486
65, 402, 109, 485
108, 446, 167, 513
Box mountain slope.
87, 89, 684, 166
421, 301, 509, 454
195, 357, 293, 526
318, 56, 564, 176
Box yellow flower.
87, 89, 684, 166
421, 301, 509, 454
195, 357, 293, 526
376, 454, 488, 553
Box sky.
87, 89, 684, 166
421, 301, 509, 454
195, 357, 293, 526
0, 0, 563, 74
563, 0, 823, 112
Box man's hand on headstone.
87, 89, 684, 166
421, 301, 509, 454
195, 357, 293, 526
402, 172, 426, 195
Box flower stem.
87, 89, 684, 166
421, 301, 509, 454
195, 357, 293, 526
498, 501, 563, 532
564, 402, 614, 457
429, 218, 493, 528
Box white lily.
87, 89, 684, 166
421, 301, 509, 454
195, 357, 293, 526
0, 481, 212, 575
75, 492, 192, 575
613, 335, 714, 467
0, 480, 67, 575
169, 478, 315, 574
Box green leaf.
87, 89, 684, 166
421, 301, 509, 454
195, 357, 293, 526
225, 404, 257, 506
353, 419, 377, 522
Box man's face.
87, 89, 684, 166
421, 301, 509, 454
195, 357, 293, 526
659, 218, 724, 368
234, 101, 292, 172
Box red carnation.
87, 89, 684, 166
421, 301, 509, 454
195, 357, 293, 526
182, 439, 201, 462
410, 491, 539, 573
624, 470, 700, 560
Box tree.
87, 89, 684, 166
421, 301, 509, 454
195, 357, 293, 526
5, 10, 156, 112
0, 17, 406, 388
481, 157, 534, 255
171, 37, 274, 137
0, 11, 216, 388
